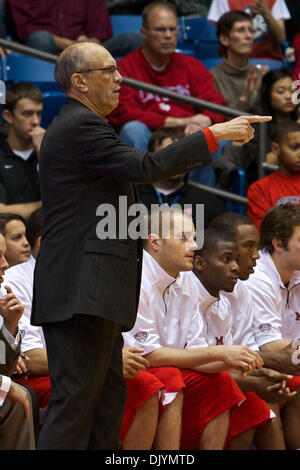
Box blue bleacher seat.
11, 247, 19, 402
177, 16, 219, 59
249, 58, 285, 70
110, 14, 142, 36
227, 168, 246, 214
0, 54, 66, 127
201, 57, 284, 71
200, 58, 222, 70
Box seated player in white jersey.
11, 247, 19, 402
209, 211, 300, 450
191, 227, 295, 449
122, 207, 271, 450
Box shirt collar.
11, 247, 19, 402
257, 250, 300, 289
143, 249, 180, 295
192, 273, 219, 314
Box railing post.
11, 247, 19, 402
257, 122, 268, 180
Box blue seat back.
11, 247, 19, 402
0, 54, 66, 127
110, 14, 142, 36
226, 168, 246, 214
178, 16, 219, 59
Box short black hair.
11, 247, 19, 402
271, 120, 300, 144
148, 127, 184, 152
26, 208, 43, 249
209, 212, 254, 237
0, 213, 26, 236
195, 228, 236, 258
260, 204, 300, 254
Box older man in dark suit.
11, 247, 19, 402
31, 40, 271, 450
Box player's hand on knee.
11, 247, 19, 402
7, 381, 30, 421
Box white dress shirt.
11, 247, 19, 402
2, 256, 45, 352
224, 280, 259, 351
245, 250, 300, 347
123, 251, 207, 354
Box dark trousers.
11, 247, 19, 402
37, 315, 126, 450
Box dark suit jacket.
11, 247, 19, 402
32, 98, 212, 331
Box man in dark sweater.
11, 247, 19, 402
136, 127, 226, 227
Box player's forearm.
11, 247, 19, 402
260, 339, 292, 352
25, 348, 48, 376
52, 34, 74, 50
192, 361, 228, 374
0, 201, 41, 220
259, 346, 300, 376
144, 346, 222, 369
164, 116, 187, 128
263, 13, 286, 43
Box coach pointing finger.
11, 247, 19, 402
32, 40, 271, 450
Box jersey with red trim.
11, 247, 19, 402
188, 272, 233, 346
245, 250, 300, 347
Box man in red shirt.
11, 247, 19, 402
109, 0, 226, 160
5, 0, 144, 58
247, 120, 300, 227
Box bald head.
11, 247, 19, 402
54, 42, 112, 94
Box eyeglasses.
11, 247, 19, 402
76, 65, 120, 75
145, 26, 179, 35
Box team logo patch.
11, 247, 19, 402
295, 312, 300, 321
134, 331, 148, 343
159, 103, 171, 112
258, 323, 272, 335
215, 336, 224, 345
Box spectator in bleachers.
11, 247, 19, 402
247, 121, 300, 227
136, 127, 226, 226
208, 0, 291, 62
214, 67, 299, 190
243, 67, 299, 183
212, 10, 267, 114
109, 0, 226, 153
0, 230, 35, 449
0, 82, 43, 220
2, 208, 50, 415
5, 0, 144, 58
0, 213, 31, 267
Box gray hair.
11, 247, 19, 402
54, 45, 90, 94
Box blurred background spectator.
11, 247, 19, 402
109, 2, 225, 147
211, 10, 267, 114
208, 0, 291, 61
5, 0, 144, 58
0, 83, 43, 220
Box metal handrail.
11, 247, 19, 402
0, 38, 269, 205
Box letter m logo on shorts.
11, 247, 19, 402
215, 336, 224, 345
295, 312, 300, 321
